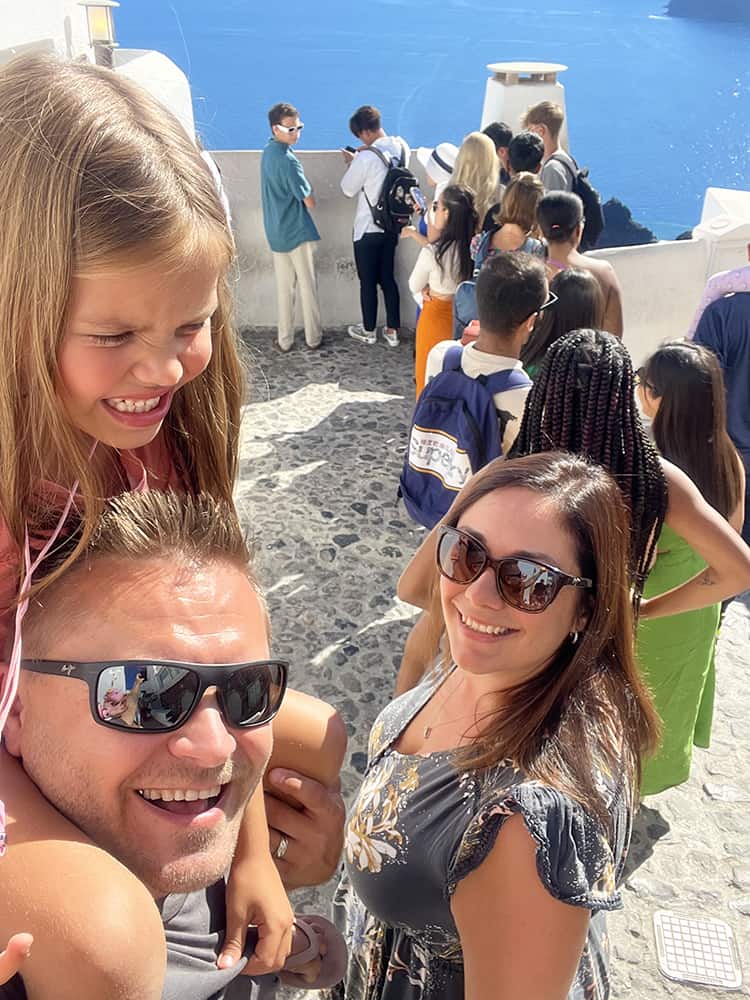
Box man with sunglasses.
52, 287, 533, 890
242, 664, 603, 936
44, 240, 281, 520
261, 102, 322, 353
0, 492, 340, 999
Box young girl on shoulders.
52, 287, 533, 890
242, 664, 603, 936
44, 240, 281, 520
0, 51, 344, 999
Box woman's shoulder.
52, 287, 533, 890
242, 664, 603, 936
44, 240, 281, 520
581, 252, 617, 281
449, 764, 629, 910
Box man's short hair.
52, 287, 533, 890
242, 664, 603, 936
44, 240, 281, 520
476, 253, 547, 336
24, 491, 262, 654
508, 131, 545, 174
521, 101, 565, 142
268, 102, 299, 129
482, 121, 513, 151
349, 105, 381, 137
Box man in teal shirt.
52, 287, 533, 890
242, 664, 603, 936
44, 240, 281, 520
261, 103, 322, 351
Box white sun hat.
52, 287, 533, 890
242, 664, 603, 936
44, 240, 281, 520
416, 142, 458, 187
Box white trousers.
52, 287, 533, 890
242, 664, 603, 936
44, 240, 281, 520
271, 241, 322, 349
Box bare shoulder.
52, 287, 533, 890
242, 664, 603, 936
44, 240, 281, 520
0, 752, 165, 998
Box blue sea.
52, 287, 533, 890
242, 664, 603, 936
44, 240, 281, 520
116, 0, 750, 238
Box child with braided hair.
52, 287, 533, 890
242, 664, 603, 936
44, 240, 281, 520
395, 330, 750, 696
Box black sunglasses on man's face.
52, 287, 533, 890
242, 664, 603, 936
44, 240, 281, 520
21, 659, 288, 733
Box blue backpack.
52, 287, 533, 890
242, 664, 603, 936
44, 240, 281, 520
452, 230, 493, 340
399, 346, 532, 528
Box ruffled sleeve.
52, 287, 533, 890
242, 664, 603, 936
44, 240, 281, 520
447, 778, 624, 913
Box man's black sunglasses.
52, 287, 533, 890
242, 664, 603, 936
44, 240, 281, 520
21, 659, 288, 733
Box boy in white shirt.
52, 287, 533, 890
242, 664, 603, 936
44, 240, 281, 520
425, 254, 549, 452
340, 105, 410, 347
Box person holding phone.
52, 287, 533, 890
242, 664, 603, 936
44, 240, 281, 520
340, 105, 411, 348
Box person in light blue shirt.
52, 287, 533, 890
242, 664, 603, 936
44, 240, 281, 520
261, 103, 321, 351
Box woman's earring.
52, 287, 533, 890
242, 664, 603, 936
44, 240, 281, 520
569, 631, 580, 645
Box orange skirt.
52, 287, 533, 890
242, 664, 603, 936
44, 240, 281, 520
415, 296, 454, 397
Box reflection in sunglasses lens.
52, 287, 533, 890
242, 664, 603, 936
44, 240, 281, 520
223, 665, 274, 726
96, 665, 199, 730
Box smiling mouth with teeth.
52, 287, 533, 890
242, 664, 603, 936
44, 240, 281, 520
136, 784, 224, 815
106, 396, 162, 414
459, 611, 515, 636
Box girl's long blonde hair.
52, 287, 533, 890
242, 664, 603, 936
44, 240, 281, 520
0, 53, 243, 598
452, 132, 498, 230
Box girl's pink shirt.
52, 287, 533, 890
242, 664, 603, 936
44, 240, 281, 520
0, 432, 179, 658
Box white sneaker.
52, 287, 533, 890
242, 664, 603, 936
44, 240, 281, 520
348, 324, 376, 345
382, 327, 399, 348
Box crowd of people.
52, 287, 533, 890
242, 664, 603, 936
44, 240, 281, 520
0, 49, 749, 1000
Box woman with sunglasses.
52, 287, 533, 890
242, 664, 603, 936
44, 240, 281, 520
635, 342, 745, 794
395, 331, 750, 695
334, 452, 659, 1000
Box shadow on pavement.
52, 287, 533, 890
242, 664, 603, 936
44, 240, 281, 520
622, 803, 671, 879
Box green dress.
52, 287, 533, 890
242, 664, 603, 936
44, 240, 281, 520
636, 523, 719, 796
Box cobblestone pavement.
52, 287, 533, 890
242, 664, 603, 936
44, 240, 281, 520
238, 329, 750, 999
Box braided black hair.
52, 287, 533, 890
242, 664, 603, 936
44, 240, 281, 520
510, 329, 669, 599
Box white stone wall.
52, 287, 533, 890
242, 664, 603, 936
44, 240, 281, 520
214, 149, 424, 337
0, 0, 90, 62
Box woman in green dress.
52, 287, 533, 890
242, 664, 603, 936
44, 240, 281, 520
636, 341, 745, 794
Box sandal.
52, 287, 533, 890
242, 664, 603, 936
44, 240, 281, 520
280, 913, 347, 989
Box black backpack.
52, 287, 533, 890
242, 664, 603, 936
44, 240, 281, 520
363, 143, 421, 234
548, 153, 605, 251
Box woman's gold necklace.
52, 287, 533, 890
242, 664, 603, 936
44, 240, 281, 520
423, 675, 478, 739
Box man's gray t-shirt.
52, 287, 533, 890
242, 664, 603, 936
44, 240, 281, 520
160, 881, 279, 1000
1, 881, 278, 1000
541, 149, 576, 192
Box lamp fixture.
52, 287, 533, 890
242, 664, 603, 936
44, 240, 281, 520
78, 1, 120, 52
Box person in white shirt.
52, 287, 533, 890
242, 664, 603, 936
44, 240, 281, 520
424, 252, 549, 454
340, 105, 411, 347
401, 184, 477, 396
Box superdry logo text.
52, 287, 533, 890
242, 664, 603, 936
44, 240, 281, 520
408, 426, 472, 491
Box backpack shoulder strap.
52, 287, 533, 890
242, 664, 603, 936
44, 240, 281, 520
398, 141, 406, 168
481, 366, 532, 395
364, 144, 391, 169
547, 152, 578, 179
473, 229, 495, 275
441, 345, 464, 373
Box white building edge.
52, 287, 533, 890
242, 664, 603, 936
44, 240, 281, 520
3, 2, 749, 365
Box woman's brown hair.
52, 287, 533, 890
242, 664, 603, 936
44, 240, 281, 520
496, 171, 544, 235
644, 341, 743, 521
429, 452, 660, 828
0, 53, 243, 598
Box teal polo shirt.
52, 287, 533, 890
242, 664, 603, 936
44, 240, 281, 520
260, 138, 320, 253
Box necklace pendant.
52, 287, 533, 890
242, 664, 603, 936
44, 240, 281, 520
423, 726, 432, 739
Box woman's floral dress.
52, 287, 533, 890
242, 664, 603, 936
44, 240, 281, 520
332, 668, 633, 1000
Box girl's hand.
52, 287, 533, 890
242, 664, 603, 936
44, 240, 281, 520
0, 933, 33, 985
400, 225, 417, 240
218, 853, 294, 974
